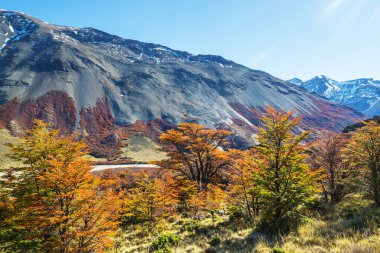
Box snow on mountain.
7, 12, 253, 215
0, 11, 37, 52
287, 78, 303, 86
288, 76, 380, 115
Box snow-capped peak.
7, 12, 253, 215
289, 75, 380, 115
287, 78, 303, 86
0, 10, 38, 52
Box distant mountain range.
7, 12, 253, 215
0, 11, 364, 156
288, 76, 380, 116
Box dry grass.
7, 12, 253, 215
120, 135, 167, 163
0, 130, 108, 168
114, 196, 380, 253
83, 154, 108, 163
0, 129, 23, 168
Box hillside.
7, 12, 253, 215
0, 11, 364, 156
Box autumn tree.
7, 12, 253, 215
0, 120, 120, 253
308, 131, 354, 204
253, 107, 319, 233
159, 123, 232, 192
346, 121, 380, 206
122, 171, 178, 229
227, 150, 259, 222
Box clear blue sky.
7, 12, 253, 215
2, 0, 380, 81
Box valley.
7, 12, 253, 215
1, 5, 380, 253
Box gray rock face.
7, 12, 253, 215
0, 11, 363, 137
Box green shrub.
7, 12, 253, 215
153, 248, 171, 253
334, 196, 371, 219
151, 232, 180, 252
136, 230, 149, 238
272, 247, 286, 253
205, 248, 218, 253
228, 209, 245, 220
181, 220, 207, 234
367, 208, 380, 225
209, 237, 221, 247
258, 212, 305, 234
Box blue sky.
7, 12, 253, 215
1, 0, 380, 81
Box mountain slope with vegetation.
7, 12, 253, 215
0, 11, 364, 157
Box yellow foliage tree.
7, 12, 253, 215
346, 121, 380, 206
253, 107, 320, 233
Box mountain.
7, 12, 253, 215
288, 76, 380, 115
0, 11, 364, 156
287, 78, 303, 86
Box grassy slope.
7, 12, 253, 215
120, 135, 167, 163
0, 132, 166, 167
0, 129, 108, 166
115, 196, 380, 253
0, 129, 23, 168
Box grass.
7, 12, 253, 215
0, 129, 108, 167
83, 154, 108, 163
120, 135, 167, 163
0, 129, 23, 168
0, 131, 167, 167
114, 195, 380, 253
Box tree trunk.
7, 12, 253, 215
373, 166, 380, 206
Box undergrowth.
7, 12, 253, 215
114, 195, 380, 253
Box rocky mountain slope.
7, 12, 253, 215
0, 11, 364, 156
288, 75, 380, 116
342, 115, 380, 133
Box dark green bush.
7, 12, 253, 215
228, 209, 245, 221
258, 212, 305, 234
209, 237, 221, 247
205, 248, 218, 253
136, 230, 149, 238
181, 220, 207, 234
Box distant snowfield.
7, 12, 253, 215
91, 164, 159, 172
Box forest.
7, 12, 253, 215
1, 107, 380, 253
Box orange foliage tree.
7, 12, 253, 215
227, 150, 260, 222
122, 171, 178, 229
308, 131, 354, 204
0, 120, 120, 253
159, 123, 232, 192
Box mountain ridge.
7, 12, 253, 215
288, 75, 380, 115
0, 10, 365, 156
